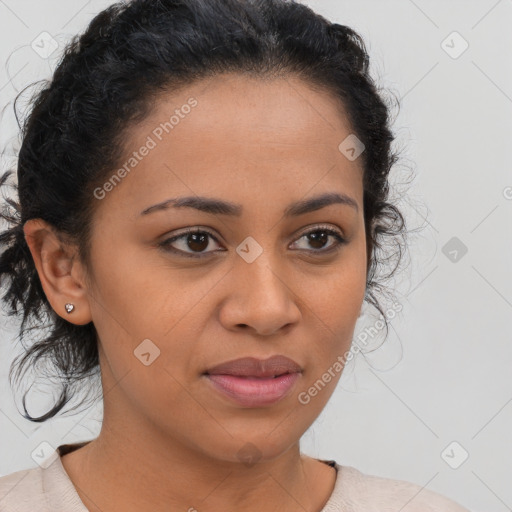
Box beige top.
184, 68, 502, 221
0, 442, 471, 511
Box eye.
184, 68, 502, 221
291, 225, 346, 255
158, 225, 347, 259
158, 228, 223, 259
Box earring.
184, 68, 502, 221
65, 303, 75, 314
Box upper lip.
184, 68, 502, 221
204, 355, 302, 378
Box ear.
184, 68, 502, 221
23, 219, 93, 325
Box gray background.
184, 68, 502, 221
1, 1, 511, 511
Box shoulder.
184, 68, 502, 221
0, 451, 87, 512
0, 466, 46, 511
333, 464, 471, 511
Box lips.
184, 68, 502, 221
203, 355, 302, 407
204, 355, 302, 378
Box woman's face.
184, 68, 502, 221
85, 73, 367, 463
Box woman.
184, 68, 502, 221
0, 0, 471, 510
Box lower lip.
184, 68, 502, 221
205, 372, 301, 407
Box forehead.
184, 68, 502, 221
156, 72, 353, 145
95, 73, 364, 217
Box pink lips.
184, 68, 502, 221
204, 355, 302, 407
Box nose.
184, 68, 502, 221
219, 255, 302, 337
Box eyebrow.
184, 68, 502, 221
139, 191, 359, 218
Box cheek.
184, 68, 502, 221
297, 242, 367, 384
100, 340, 229, 444
306, 242, 367, 333
86, 233, 194, 340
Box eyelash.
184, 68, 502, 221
158, 225, 347, 259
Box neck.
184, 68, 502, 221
61, 425, 336, 512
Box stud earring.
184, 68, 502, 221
65, 303, 75, 314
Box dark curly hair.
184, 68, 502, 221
0, 0, 409, 422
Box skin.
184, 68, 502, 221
24, 72, 367, 512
